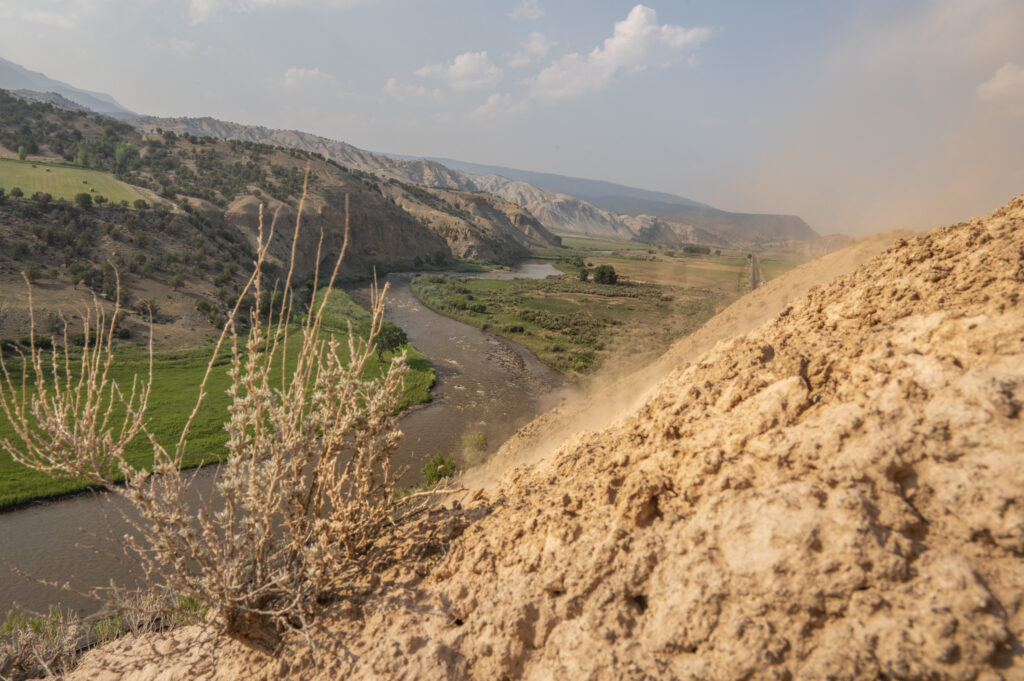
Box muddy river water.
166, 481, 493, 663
0, 262, 569, 616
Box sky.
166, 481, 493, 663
0, 0, 1022, 235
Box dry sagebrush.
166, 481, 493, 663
0, 177, 411, 651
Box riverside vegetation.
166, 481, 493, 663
410, 244, 789, 379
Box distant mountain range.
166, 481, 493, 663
399, 155, 819, 245
393, 155, 711, 214
0, 57, 135, 117
0, 55, 827, 250
130, 115, 821, 249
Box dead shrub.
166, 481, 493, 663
0, 170, 411, 652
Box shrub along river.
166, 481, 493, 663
0, 261, 570, 617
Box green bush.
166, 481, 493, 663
421, 453, 457, 487
375, 321, 408, 361
17, 335, 52, 350
462, 432, 487, 454
23, 263, 41, 283
592, 265, 618, 285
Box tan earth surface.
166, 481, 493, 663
68, 197, 1024, 680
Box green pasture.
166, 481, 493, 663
412, 273, 726, 379
0, 290, 434, 510
0, 158, 146, 205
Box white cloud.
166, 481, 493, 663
528, 4, 710, 102
188, 0, 373, 24
384, 77, 442, 103
471, 92, 528, 119
284, 67, 329, 87
415, 51, 503, 91
509, 0, 542, 21
506, 32, 555, 69
0, 0, 99, 28
14, 10, 73, 27
977, 62, 1024, 103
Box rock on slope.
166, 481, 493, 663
71, 198, 1024, 680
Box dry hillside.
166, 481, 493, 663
69, 196, 1023, 680
130, 116, 827, 251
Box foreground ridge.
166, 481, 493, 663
73, 196, 1024, 679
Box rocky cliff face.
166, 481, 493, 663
68, 197, 1024, 680
381, 180, 562, 262
471, 175, 638, 241
620, 214, 730, 248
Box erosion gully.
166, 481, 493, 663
0, 262, 571, 617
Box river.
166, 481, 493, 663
0, 261, 569, 617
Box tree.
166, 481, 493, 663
577, 267, 589, 282
375, 321, 407, 362
17, 146, 27, 161
74, 141, 91, 167
114, 142, 140, 174
23, 263, 41, 284
74, 192, 93, 209
136, 299, 159, 317
593, 264, 618, 285
133, 199, 149, 210
10, 187, 23, 198
168, 273, 186, 291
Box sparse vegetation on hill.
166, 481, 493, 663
0, 89, 563, 296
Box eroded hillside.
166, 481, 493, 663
69, 198, 1023, 680
129, 115, 825, 250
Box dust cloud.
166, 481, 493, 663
460, 230, 904, 491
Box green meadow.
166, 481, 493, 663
0, 158, 146, 205
0, 290, 434, 510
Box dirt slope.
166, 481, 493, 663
471, 230, 906, 483
70, 197, 1024, 679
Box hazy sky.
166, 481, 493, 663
1, 0, 1022, 235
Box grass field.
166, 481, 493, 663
758, 253, 808, 282
0, 158, 146, 204
0, 289, 434, 510
412, 273, 728, 379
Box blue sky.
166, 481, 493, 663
1, 0, 1022, 235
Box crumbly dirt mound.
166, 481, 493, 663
70, 198, 1024, 679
